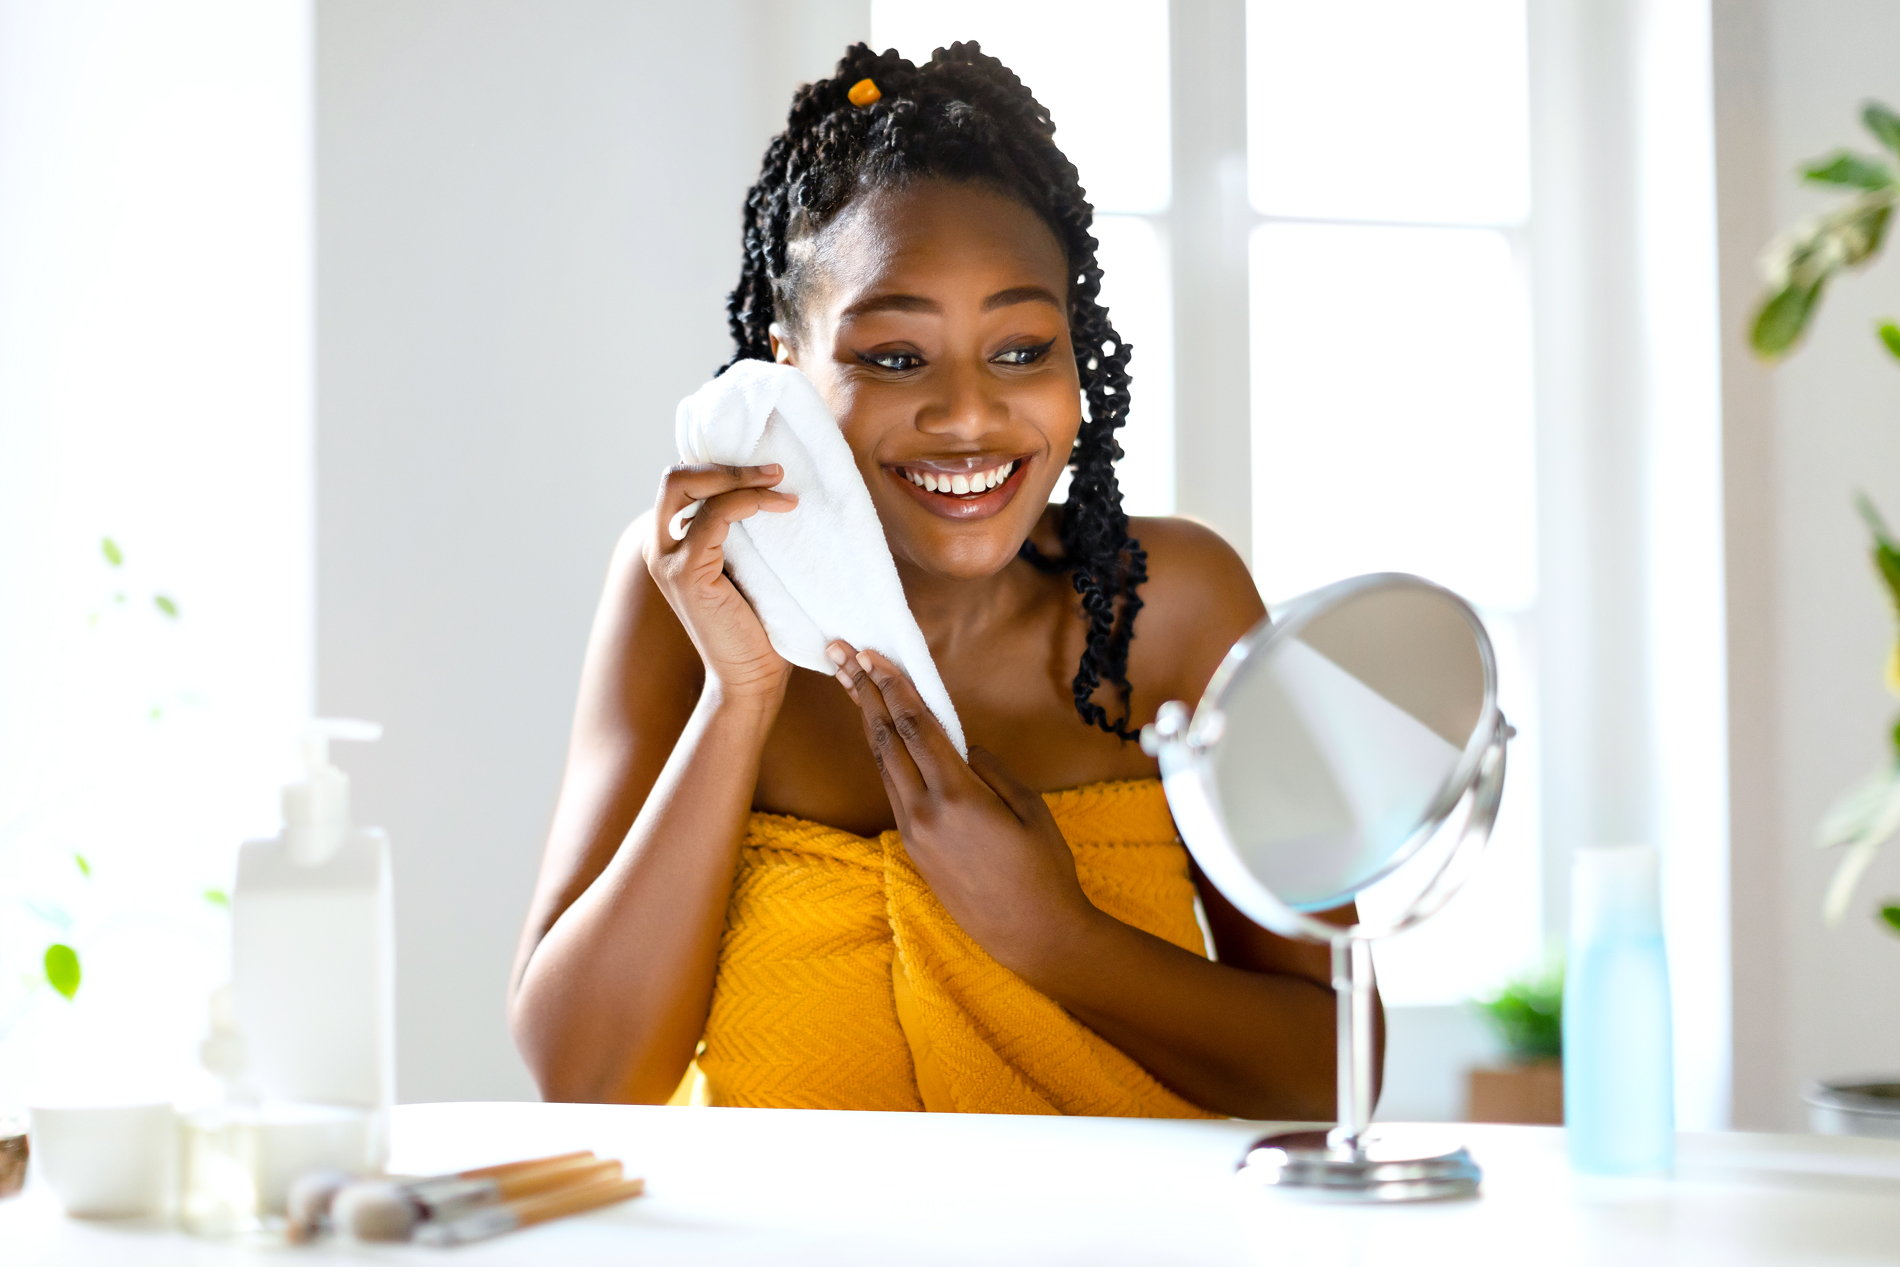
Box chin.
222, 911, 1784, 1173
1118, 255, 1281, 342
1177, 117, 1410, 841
890, 526, 1031, 582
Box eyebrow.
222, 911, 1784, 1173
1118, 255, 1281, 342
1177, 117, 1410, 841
838, 285, 1066, 322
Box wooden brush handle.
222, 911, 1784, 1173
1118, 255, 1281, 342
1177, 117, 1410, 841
497, 1156, 621, 1200
511, 1174, 647, 1229
460, 1149, 594, 1181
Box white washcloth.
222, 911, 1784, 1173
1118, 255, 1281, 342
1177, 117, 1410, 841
674, 359, 966, 756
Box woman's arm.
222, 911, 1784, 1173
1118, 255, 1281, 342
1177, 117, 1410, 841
508, 463, 794, 1104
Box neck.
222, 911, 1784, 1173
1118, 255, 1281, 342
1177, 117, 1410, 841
894, 553, 1037, 662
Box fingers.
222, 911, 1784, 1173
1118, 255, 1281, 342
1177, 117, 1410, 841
656, 462, 786, 522
828, 641, 927, 806
833, 644, 964, 791
966, 745, 1047, 825
672, 486, 797, 555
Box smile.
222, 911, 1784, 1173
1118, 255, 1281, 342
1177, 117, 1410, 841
886, 457, 1029, 521
900, 460, 1016, 495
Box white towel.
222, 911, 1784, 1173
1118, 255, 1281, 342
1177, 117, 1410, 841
674, 359, 967, 757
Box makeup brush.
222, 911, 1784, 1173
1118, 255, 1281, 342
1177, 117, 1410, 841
329, 1150, 603, 1242
414, 1173, 647, 1246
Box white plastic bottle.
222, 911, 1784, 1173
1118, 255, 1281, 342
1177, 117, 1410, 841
228, 719, 395, 1209
1564, 844, 1674, 1175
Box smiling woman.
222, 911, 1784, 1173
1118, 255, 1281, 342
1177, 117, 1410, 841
506, 42, 1373, 1119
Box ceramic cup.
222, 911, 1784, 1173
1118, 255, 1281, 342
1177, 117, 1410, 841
30, 1103, 177, 1218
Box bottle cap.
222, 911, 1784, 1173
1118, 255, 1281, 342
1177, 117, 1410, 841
1571, 843, 1663, 942
282, 719, 382, 866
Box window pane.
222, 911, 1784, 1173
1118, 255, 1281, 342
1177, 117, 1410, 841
1092, 215, 1173, 516
1249, 222, 1535, 609
870, 0, 1171, 214
1246, 0, 1530, 225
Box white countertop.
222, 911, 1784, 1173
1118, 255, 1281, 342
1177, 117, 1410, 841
6, 1102, 1900, 1265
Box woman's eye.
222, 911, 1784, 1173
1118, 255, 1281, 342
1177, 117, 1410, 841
860, 350, 925, 372
992, 340, 1056, 367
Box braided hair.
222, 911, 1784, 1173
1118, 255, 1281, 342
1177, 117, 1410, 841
725, 41, 1149, 740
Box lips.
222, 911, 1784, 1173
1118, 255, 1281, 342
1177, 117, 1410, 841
886, 457, 1029, 521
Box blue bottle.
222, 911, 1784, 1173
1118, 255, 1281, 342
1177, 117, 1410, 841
1564, 844, 1674, 1175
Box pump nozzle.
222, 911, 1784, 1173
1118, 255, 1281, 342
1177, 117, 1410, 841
284, 718, 382, 866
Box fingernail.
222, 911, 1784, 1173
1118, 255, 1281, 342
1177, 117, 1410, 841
760, 463, 782, 476
826, 644, 848, 667
856, 652, 874, 673
835, 668, 854, 689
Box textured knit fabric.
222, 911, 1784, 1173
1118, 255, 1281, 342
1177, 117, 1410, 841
691, 778, 1221, 1117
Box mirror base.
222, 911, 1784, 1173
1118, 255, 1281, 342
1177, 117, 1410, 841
1236, 1129, 1481, 1203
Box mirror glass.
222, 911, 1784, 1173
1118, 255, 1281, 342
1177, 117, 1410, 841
1209, 583, 1488, 911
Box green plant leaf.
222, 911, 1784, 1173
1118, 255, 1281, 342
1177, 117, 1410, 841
1474, 962, 1564, 1063
203, 888, 229, 909
1881, 322, 1900, 361
100, 537, 123, 567
1839, 199, 1894, 268
1881, 903, 1900, 934
72, 853, 90, 878
1803, 151, 1894, 189
1865, 101, 1900, 156
44, 944, 80, 1000
1753, 281, 1824, 357
153, 594, 178, 618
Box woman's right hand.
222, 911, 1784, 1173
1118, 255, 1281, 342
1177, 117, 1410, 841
643, 462, 798, 699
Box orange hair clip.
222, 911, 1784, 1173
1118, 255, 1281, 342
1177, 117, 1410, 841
847, 78, 881, 108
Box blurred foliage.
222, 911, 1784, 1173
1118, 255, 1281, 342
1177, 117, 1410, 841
42, 945, 80, 1001
1756, 105, 1900, 937
1751, 101, 1900, 360
1474, 961, 1563, 1064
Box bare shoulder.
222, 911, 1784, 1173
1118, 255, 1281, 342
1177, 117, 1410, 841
1126, 516, 1267, 705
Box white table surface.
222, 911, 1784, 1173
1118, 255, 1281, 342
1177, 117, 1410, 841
6, 1102, 1900, 1265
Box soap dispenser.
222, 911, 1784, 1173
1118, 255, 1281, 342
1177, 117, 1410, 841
230, 720, 395, 1189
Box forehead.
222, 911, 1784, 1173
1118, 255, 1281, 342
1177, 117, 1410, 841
796, 181, 1071, 313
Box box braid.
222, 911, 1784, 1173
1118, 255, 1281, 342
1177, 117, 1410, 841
724, 41, 1149, 741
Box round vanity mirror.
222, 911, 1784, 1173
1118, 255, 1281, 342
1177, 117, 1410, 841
1142, 573, 1511, 1202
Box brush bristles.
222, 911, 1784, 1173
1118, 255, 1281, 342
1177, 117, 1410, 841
333, 1180, 421, 1242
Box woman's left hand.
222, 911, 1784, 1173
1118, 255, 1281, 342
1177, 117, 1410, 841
828, 641, 1099, 974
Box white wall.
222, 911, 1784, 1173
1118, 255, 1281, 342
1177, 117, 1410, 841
316, 0, 870, 1102
1715, 0, 1900, 1129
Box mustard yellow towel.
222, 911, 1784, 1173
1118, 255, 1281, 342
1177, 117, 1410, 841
691, 778, 1220, 1117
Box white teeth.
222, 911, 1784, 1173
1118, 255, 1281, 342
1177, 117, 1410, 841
907, 462, 1015, 494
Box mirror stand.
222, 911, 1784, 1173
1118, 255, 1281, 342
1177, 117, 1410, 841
1235, 728, 1509, 1203
1237, 934, 1481, 1202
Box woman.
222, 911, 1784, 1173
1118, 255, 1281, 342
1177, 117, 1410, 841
509, 42, 1367, 1117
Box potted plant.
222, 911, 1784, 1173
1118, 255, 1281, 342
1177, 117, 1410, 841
1753, 99, 1900, 1137
1466, 962, 1563, 1125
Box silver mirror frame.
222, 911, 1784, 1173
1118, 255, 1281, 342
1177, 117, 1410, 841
1142, 573, 1513, 1203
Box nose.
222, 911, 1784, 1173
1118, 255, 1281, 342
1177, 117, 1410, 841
914, 357, 1003, 442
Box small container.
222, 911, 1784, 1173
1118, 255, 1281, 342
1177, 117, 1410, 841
1563, 845, 1674, 1175
29, 1103, 178, 1217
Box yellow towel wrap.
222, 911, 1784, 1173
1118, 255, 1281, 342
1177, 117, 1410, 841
684, 778, 1221, 1117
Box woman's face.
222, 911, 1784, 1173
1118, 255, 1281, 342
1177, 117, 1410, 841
774, 180, 1081, 582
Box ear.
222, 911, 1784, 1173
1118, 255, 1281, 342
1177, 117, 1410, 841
768, 322, 797, 366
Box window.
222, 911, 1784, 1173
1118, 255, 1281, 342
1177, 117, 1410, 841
869, 0, 1176, 516
1246, 0, 1541, 1003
